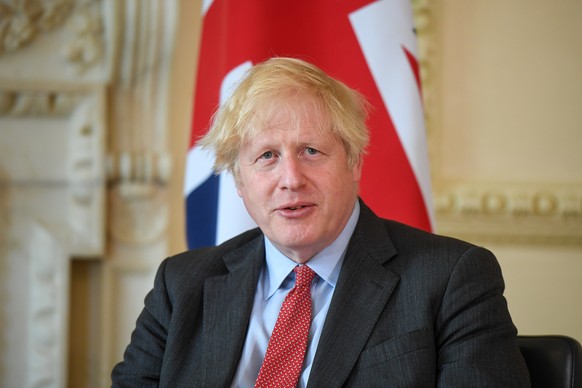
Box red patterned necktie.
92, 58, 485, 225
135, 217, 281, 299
254, 265, 316, 388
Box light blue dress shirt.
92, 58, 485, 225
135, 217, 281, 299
231, 201, 360, 388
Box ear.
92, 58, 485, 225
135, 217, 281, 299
234, 171, 244, 197
352, 155, 364, 183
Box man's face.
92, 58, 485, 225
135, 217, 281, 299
236, 96, 363, 263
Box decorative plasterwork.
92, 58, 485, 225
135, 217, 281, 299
68, 99, 106, 256
106, 151, 172, 189
0, 0, 74, 55
105, 152, 171, 245
0, 0, 105, 75
0, 86, 105, 255
62, 1, 104, 72
0, 90, 79, 116
104, 0, 177, 247
435, 183, 582, 244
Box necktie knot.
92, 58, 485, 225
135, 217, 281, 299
294, 265, 315, 288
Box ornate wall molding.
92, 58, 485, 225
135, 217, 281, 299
105, 151, 171, 245
62, 0, 105, 73
106, 151, 172, 188
99, 3, 179, 380
0, 0, 104, 70
436, 184, 582, 218
0, 0, 74, 55
68, 92, 106, 256
435, 182, 582, 244
0, 0, 106, 80
104, 0, 177, 248
0, 86, 105, 255
0, 90, 80, 116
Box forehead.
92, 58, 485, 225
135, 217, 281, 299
249, 92, 329, 132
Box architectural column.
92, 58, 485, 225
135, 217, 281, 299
100, 0, 178, 384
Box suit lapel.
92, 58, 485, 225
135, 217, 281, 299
308, 203, 400, 387
198, 236, 265, 386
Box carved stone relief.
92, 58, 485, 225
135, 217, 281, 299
0, 0, 106, 84
0, 0, 75, 55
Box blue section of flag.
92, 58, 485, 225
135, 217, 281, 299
186, 174, 220, 248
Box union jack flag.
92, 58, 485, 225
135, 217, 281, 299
184, 0, 433, 248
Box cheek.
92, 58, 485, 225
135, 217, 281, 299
237, 183, 255, 202
236, 176, 263, 202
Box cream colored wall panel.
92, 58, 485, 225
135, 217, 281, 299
437, 1, 582, 183
493, 244, 582, 343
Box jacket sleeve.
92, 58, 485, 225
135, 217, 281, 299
111, 258, 172, 387
435, 246, 530, 387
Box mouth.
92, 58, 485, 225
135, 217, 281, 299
277, 203, 315, 214
286, 205, 308, 210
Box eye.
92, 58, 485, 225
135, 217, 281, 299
305, 147, 319, 155
260, 151, 274, 160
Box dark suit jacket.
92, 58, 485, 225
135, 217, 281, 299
112, 201, 530, 387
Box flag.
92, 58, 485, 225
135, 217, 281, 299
184, 0, 433, 249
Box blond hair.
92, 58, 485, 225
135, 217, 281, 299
197, 57, 369, 177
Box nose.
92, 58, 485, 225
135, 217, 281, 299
279, 156, 306, 191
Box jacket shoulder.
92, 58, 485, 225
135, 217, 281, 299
163, 227, 264, 276
356, 200, 479, 258
384, 219, 476, 252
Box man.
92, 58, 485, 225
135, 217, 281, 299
112, 57, 530, 387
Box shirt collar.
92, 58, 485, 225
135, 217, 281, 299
263, 201, 360, 299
